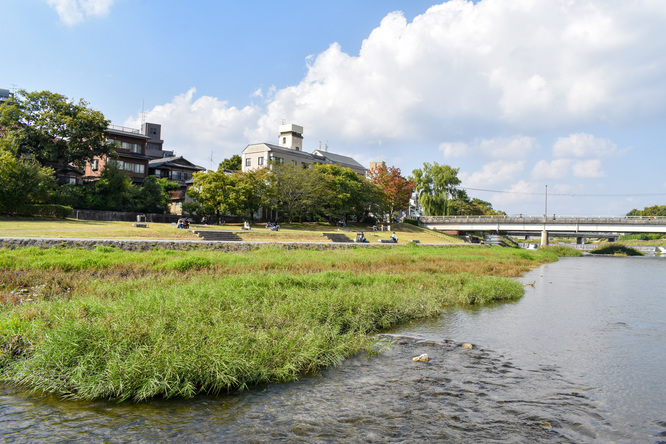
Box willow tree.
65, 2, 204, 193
410, 162, 461, 216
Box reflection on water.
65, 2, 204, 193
1, 256, 664, 442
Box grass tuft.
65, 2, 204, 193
0, 245, 558, 401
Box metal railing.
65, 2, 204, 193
419, 215, 666, 225
108, 124, 141, 135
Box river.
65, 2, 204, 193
1, 255, 664, 442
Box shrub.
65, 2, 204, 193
590, 245, 644, 256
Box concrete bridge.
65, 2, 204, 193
419, 215, 666, 245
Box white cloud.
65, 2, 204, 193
46, 0, 114, 26
439, 142, 469, 158
124, 88, 262, 169
460, 160, 525, 187
572, 159, 605, 178
553, 133, 619, 158
478, 136, 538, 159
125, 0, 664, 206
246, 0, 666, 150
531, 159, 573, 180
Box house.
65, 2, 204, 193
148, 156, 205, 214
241, 124, 367, 175
0, 89, 12, 104
84, 124, 150, 183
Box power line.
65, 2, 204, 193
460, 186, 666, 198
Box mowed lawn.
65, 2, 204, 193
0, 218, 462, 244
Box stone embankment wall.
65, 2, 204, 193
0, 238, 381, 252
70, 210, 180, 223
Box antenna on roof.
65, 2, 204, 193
141, 100, 146, 126
209, 150, 214, 171
325, 141, 328, 152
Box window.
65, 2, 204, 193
120, 142, 143, 154
91, 159, 99, 171
246, 157, 251, 167
171, 171, 191, 181
109, 160, 145, 174
292, 160, 297, 166
282, 137, 286, 144
258, 156, 264, 166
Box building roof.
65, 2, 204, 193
148, 156, 205, 171
312, 150, 365, 171
243, 143, 365, 172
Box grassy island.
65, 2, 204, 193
0, 244, 564, 401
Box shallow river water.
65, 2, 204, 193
1, 255, 665, 442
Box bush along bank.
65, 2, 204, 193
0, 245, 560, 401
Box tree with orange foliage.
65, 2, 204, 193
367, 163, 414, 222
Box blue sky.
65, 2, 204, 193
4, 0, 666, 216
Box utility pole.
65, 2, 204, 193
541, 185, 549, 247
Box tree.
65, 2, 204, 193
410, 162, 461, 216
187, 168, 236, 222
627, 205, 666, 217
138, 176, 180, 214
315, 164, 369, 223
94, 163, 134, 211
367, 163, 414, 221
0, 139, 55, 214
271, 163, 325, 222
219, 154, 242, 171
0, 90, 110, 169
227, 168, 273, 221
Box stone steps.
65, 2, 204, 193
192, 230, 242, 241
323, 232, 353, 243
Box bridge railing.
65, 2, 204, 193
419, 215, 666, 225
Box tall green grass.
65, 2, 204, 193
0, 245, 556, 401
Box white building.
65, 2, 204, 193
241, 124, 366, 175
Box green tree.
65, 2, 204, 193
410, 162, 461, 216
95, 163, 134, 211
138, 176, 180, 214
187, 168, 235, 222
271, 163, 324, 222
227, 168, 273, 222
0, 139, 56, 214
0, 90, 110, 169
627, 205, 666, 217
315, 164, 369, 222
219, 154, 242, 171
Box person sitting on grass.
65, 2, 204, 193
390, 232, 398, 243
243, 221, 251, 230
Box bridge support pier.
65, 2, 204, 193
541, 230, 549, 247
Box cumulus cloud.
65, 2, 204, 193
478, 136, 538, 159
460, 160, 525, 187
124, 0, 661, 213
440, 142, 469, 158
572, 159, 605, 178
248, 0, 666, 146
46, 0, 114, 26
531, 159, 574, 180
124, 88, 262, 168
553, 133, 619, 158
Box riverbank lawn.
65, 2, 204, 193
0, 245, 561, 401
0, 218, 461, 244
